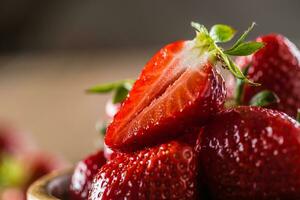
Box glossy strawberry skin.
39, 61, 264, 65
106, 41, 226, 151
199, 106, 300, 199
89, 140, 200, 200
237, 34, 300, 118
69, 150, 106, 200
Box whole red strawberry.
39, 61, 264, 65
0, 124, 32, 155
69, 150, 106, 200
236, 34, 300, 118
200, 106, 300, 199
89, 140, 200, 200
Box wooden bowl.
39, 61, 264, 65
27, 169, 73, 200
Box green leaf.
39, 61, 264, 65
191, 21, 209, 34
249, 90, 280, 107
87, 82, 119, 93
191, 21, 260, 86
297, 109, 300, 123
224, 42, 264, 56
113, 85, 130, 104
217, 50, 249, 84
235, 65, 250, 104
209, 24, 236, 43
227, 57, 247, 79
122, 81, 134, 91
100, 121, 107, 136
86, 79, 134, 94
230, 22, 256, 50
220, 53, 258, 86
191, 21, 214, 52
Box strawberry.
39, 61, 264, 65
0, 131, 19, 155
0, 124, 31, 156
88, 80, 133, 158
199, 106, 300, 199
89, 139, 200, 200
69, 150, 106, 200
236, 34, 300, 118
105, 23, 263, 151
23, 152, 67, 189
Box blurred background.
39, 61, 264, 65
0, 0, 300, 164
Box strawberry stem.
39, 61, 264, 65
235, 65, 250, 104
226, 22, 256, 51
191, 22, 263, 86
297, 109, 300, 123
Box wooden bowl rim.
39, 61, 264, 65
27, 168, 73, 200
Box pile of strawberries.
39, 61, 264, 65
69, 23, 300, 200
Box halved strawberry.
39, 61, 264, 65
106, 43, 225, 151
105, 23, 263, 151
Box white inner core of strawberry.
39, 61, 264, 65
178, 41, 211, 69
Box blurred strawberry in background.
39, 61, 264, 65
0, 121, 68, 200
88, 79, 134, 158
0, 123, 32, 155
66, 79, 134, 200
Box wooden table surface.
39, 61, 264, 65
0, 49, 154, 162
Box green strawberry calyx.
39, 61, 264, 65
87, 79, 134, 136
249, 90, 280, 107
191, 22, 264, 85
228, 63, 280, 109
86, 79, 134, 104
